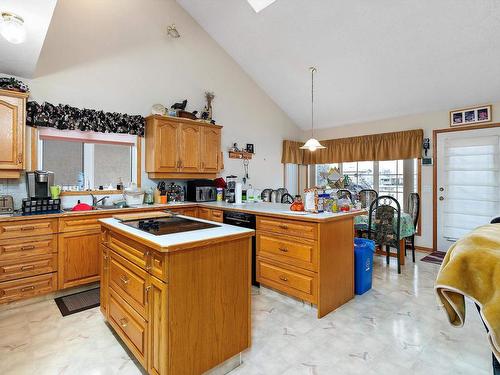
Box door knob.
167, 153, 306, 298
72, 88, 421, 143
439, 196, 444, 201
439, 187, 444, 192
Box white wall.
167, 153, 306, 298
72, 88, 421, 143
303, 103, 500, 249
0, 0, 301, 207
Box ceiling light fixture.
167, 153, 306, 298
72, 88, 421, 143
167, 24, 180, 38
301, 67, 326, 152
247, 0, 277, 13
0, 12, 26, 44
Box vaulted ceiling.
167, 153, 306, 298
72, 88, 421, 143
0, 0, 57, 78
177, 0, 500, 129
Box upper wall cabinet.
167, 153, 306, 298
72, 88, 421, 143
0, 89, 28, 179
145, 115, 222, 179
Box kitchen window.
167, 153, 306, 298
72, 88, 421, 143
38, 128, 138, 189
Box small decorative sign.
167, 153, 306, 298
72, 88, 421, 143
449, 105, 492, 127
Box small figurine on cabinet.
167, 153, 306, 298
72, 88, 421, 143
201, 91, 216, 124
246, 144, 254, 154
171, 99, 187, 110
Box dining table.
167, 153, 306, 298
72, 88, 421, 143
354, 212, 416, 266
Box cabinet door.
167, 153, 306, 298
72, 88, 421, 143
179, 124, 201, 172
156, 121, 180, 172
58, 229, 101, 289
148, 276, 168, 375
100, 244, 109, 317
0, 94, 24, 171
201, 127, 221, 173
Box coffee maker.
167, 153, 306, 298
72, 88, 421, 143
26, 170, 55, 198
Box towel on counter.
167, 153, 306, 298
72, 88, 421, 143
435, 224, 500, 362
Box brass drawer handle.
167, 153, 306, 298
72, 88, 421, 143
145, 251, 152, 271
21, 245, 35, 251
145, 285, 151, 304
279, 275, 288, 282
279, 247, 288, 252
21, 265, 35, 271
120, 275, 129, 285
119, 318, 128, 328
17, 153, 23, 164
279, 224, 289, 230
21, 285, 35, 292
20, 226, 35, 231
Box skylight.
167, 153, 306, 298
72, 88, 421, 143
247, 0, 276, 13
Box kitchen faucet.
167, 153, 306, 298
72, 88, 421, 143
90, 194, 110, 208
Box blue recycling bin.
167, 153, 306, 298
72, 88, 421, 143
354, 238, 375, 295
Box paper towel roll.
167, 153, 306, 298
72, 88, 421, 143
235, 182, 243, 204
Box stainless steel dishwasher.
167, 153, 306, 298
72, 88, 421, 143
223, 211, 259, 287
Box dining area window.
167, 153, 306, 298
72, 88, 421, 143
314, 159, 419, 208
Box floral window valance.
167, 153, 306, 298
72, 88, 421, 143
26, 101, 145, 136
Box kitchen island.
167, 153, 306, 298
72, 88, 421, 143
99, 214, 254, 375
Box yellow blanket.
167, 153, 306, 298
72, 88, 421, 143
435, 224, 500, 362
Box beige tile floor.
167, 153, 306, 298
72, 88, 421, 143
0, 253, 492, 375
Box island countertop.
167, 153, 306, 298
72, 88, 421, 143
198, 201, 365, 222
99, 215, 254, 253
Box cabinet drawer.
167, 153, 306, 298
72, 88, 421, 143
197, 207, 211, 220
109, 251, 148, 318
0, 235, 56, 260
0, 273, 57, 304
210, 209, 223, 223
105, 231, 149, 269
108, 289, 148, 367
257, 233, 317, 271
257, 258, 317, 303
257, 217, 317, 240
0, 254, 57, 282
59, 214, 110, 232
0, 219, 57, 239
181, 207, 198, 218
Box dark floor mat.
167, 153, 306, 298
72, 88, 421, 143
420, 251, 446, 265
55, 288, 100, 316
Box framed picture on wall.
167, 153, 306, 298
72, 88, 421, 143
450, 105, 492, 127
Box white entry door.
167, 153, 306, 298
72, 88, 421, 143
436, 127, 500, 252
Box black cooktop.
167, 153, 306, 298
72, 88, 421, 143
124, 216, 220, 236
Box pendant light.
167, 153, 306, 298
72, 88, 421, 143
300, 67, 325, 152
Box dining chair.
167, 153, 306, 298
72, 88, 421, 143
405, 192, 420, 262
281, 193, 294, 204
359, 189, 378, 209
368, 195, 402, 274
336, 189, 353, 203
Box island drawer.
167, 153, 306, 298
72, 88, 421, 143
109, 250, 149, 319
210, 209, 223, 223
108, 288, 148, 367
104, 231, 150, 269
0, 272, 57, 304
257, 258, 317, 304
257, 233, 317, 271
0, 219, 57, 240
0, 254, 57, 282
257, 217, 317, 240
0, 235, 57, 260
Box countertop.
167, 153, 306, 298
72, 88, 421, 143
99, 216, 254, 252
0, 201, 364, 223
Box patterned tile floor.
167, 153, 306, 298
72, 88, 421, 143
0, 253, 491, 375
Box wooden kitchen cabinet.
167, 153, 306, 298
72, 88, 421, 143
100, 244, 109, 317
145, 115, 222, 179
0, 89, 28, 178
58, 229, 101, 289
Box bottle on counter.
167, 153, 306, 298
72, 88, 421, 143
144, 188, 154, 205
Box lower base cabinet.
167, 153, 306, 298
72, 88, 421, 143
58, 229, 101, 289
0, 273, 57, 303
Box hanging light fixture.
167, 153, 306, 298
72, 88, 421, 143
0, 12, 26, 44
300, 67, 325, 152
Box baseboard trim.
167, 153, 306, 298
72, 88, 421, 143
415, 246, 434, 253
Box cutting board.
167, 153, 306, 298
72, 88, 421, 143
113, 211, 173, 222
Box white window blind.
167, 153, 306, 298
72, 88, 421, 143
443, 136, 500, 240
